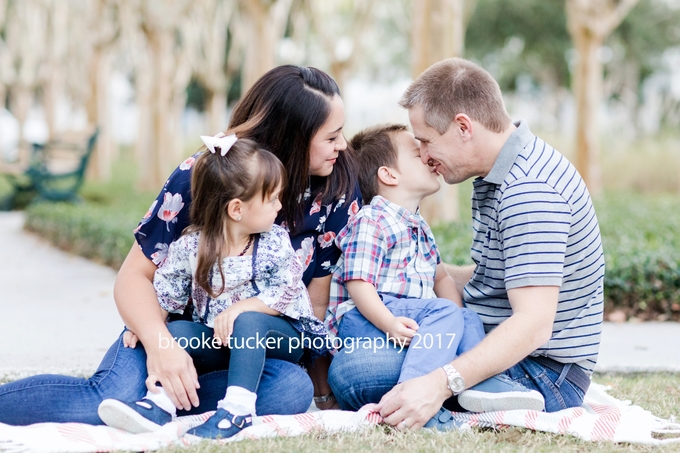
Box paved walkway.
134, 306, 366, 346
1, 211, 679, 378
0, 212, 122, 378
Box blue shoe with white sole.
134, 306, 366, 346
185, 409, 252, 439
457, 374, 545, 413
98, 398, 173, 433
423, 407, 471, 432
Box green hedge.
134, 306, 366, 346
596, 193, 680, 319
24, 191, 680, 319
433, 192, 680, 320
24, 202, 140, 269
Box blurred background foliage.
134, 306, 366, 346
1, 0, 680, 320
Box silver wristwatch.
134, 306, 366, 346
442, 364, 465, 396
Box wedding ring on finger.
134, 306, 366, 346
398, 420, 410, 429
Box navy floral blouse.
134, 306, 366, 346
134, 152, 362, 287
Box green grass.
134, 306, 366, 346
150, 373, 680, 453
0, 373, 677, 452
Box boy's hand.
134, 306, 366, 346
387, 317, 419, 346
213, 305, 245, 346
123, 329, 139, 348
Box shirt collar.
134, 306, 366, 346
371, 195, 423, 228
483, 119, 534, 185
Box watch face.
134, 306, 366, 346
451, 376, 465, 393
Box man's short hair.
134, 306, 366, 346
350, 124, 407, 204
399, 57, 511, 134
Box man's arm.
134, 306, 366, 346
376, 285, 558, 429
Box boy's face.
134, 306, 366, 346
393, 131, 441, 198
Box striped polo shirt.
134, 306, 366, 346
464, 120, 604, 374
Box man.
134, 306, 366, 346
328, 57, 604, 430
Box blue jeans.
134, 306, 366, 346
338, 297, 485, 383
504, 358, 586, 412
329, 333, 586, 413
168, 314, 304, 392
0, 326, 313, 425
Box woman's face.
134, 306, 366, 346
309, 95, 347, 177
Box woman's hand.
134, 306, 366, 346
213, 305, 245, 346
115, 244, 200, 411
386, 316, 418, 347
123, 329, 139, 348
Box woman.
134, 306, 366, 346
0, 65, 360, 425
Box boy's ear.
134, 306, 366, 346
227, 199, 243, 221
377, 166, 399, 186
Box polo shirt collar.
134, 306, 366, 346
484, 119, 534, 185
371, 195, 422, 228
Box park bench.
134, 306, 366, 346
0, 128, 99, 210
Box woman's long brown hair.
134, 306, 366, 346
225, 65, 357, 235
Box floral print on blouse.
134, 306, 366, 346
154, 225, 326, 341
134, 152, 362, 286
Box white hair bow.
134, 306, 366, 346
200, 132, 237, 156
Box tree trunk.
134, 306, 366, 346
145, 31, 175, 190
412, 0, 470, 224
307, 0, 375, 95
566, 0, 639, 196
85, 48, 113, 181
10, 86, 32, 167
134, 51, 154, 191
571, 29, 603, 195
206, 90, 227, 134
240, 0, 293, 93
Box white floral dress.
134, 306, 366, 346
154, 224, 327, 343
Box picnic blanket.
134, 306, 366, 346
1, 383, 679, 452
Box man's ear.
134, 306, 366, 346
453, 113, 474, 141
377, 166, 399, 186
227, 199, 243, 221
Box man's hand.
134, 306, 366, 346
375, 368, 451, 429
386, 317, 418, 346
213, 305, 245, 345
145, 337, 200, 411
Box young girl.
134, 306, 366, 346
98, 134, 327, 439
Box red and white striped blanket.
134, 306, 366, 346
0, 383, 678, 452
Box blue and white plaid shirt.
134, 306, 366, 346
325, 196, 441, 336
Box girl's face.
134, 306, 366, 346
308, 95, 347, 177
240, 185, 283, 234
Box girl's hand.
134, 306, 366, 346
123, 329, 139, 348
213, 305, 245, 346
386, 317, 418, 347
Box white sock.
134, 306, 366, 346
143, 387, 177, 417
217, 386, 257, 416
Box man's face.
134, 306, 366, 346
409, 104, 473, 185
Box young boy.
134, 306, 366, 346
325, 124, 545, 428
